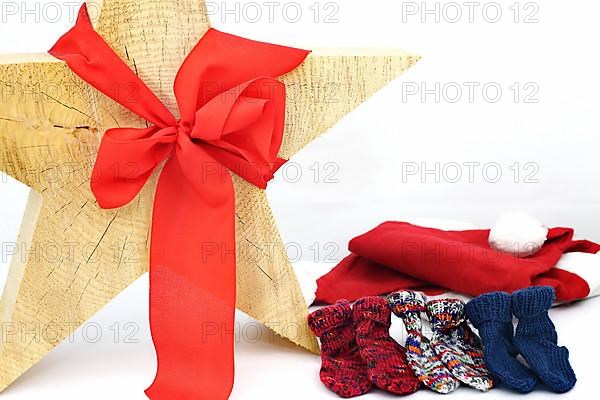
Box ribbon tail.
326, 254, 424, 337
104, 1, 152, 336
145, 158, 236, 400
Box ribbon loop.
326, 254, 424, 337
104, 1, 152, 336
192, 77, 288, 188
174, 28, 312, 124
49, 3, 310, 399
49, 5, 177, 128
91, 126, 175, 209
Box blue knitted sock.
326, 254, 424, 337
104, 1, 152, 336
511, 286, 576, 393
466, 292, 537, 393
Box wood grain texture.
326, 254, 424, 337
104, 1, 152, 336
0, 0, 418, 390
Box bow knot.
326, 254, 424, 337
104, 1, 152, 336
177, 120, 193, 137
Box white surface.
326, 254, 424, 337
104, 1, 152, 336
0, 275, 595, 399
1, 0, 599, 398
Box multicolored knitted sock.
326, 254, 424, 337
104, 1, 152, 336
353, 297, 421, 395
426, 299, 494, 392
466, 292, 537, 393
387, 291, 460, 394
308, 300, 372, 398
512, 286, 576, 393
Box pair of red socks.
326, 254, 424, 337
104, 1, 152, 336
308, 297, 420, 398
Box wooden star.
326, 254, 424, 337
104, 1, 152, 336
0, 0, 419, 390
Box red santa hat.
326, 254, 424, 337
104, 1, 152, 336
301, 213, 600, 306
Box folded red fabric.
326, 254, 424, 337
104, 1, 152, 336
315, 253, 445, 304
315, 222, 600, 304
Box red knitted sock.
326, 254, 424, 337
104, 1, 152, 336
353, 297, 421, 395
308, 300, 372, 398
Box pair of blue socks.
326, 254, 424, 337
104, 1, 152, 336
466, 286, 576, 393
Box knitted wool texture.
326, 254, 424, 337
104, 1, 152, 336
426, 299, 494, 391
308, 300, 372, 398
353, 297, 420, 395
466, 292, 537, 393
512, 286, 577, 393
388, 291, 460, 394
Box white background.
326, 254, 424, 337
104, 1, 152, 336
0, 0, 599, 398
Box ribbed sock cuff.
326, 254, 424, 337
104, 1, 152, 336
511, 286, 555, 318
387, 291, 426, 315
427, 299, 466, 331
466, 292, 512, 328
308, 300, 352, 337
353, 296, 391, 326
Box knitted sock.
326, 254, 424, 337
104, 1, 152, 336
426, 299, 494, 392
511, 286, 576, 393
387, 291, 460, 394
466, 292, 537, 393
308, 300, 372, 398
353, 297, 420, 395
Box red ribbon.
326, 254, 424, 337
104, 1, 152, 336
49, 4, 309, 399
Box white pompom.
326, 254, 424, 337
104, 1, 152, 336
489, 211, 548, 257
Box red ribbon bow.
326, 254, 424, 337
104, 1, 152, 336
49, 5, 309, 399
